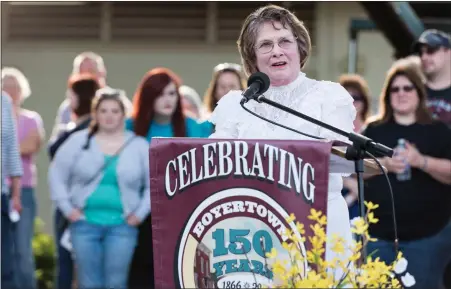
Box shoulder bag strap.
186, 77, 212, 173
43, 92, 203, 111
84, 136, 136, 185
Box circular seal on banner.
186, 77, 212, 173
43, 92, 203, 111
176, 187, 307, 289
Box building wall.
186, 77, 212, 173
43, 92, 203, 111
315, 2, 395, 110
1, 2, 395, 235
196, 245, 212, 288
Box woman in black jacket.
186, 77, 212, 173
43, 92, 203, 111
47, 73, 99, 289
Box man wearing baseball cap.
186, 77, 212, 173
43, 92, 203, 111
413, 29, 451, 126
414, 29, 451, 289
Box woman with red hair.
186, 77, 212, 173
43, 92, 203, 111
125, 67, 207, 141
125, 67, 207, 289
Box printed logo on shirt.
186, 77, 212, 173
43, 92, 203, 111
428, 99, 451, 126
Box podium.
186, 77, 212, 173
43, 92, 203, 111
149, 137, 382, 289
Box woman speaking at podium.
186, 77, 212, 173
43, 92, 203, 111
209, 4, 356, 269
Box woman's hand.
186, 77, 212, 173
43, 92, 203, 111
382, 156, 407, 174
68, 208, 83, 223
11, 195, 22, 213
127, 214, 140, 226
396, 141, 424, 169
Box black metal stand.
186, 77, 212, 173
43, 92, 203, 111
251, 94, 393, 260
345, 146, 368, 259
253, 95, 393, 156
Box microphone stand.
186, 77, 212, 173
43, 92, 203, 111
248, 94, 393, 260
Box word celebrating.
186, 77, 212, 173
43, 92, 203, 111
192, 200, 287, 241
164, 141, 316, 203
212, 229, 273, 279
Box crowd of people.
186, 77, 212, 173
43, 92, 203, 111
1, 4, 450, 289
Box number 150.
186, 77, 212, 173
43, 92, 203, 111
212, 229, 273, 258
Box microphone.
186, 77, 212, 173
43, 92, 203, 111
240, 72, 271, 104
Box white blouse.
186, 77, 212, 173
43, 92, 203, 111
209, 72, 357, 199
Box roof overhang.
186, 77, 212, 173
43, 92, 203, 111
360, 2, 425, 58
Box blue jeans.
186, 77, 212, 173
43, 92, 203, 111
12, 187, 37, 289
54, 209, 73, 289
368, 223, 451, 289
2, 193, 17, 289
70, 220, 138, 289
435, 220, 451, 289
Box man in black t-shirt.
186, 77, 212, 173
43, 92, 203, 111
413, 29, 451, 288
413, 29, 451, 126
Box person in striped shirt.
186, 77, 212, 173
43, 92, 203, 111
1, 92, 23, 289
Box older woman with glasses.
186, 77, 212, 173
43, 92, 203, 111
209, 4, 357, 278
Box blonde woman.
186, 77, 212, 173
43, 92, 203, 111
2, 67, 45, 289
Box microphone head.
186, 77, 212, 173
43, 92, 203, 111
247, 72, 270, 94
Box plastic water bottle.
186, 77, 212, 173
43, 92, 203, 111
395, 138, 411, 181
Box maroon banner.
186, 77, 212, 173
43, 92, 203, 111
150, 138, 333, 289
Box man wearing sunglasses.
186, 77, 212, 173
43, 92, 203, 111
413, 29, 451, 127
414, 28, 451, 289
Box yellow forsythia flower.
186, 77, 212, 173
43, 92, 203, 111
265, 204, 414, 288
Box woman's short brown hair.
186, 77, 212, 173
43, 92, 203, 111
339, 74, 371, 121
372, 61, 433, 125
237, 4, 312, 77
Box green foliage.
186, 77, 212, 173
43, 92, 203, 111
33, 218, 55, 289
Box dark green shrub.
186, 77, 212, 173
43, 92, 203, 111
33, 218, 55, 289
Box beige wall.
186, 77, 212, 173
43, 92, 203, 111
315, 2, 395, 111
2, 2, 396, 235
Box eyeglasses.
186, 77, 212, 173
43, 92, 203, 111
390, 85, 415, 93
255, 37, 297, 54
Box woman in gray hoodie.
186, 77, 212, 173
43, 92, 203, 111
48, 88, 150, 289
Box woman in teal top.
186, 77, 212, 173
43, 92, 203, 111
83, 155, 123, 225
49, 89, 150, 289
125, 115, 207, 141
125, 68, 209, 140
126, 67, 209, 289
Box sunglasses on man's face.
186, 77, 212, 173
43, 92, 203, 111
419, 46, 441, 56
390, 85, 415, 93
